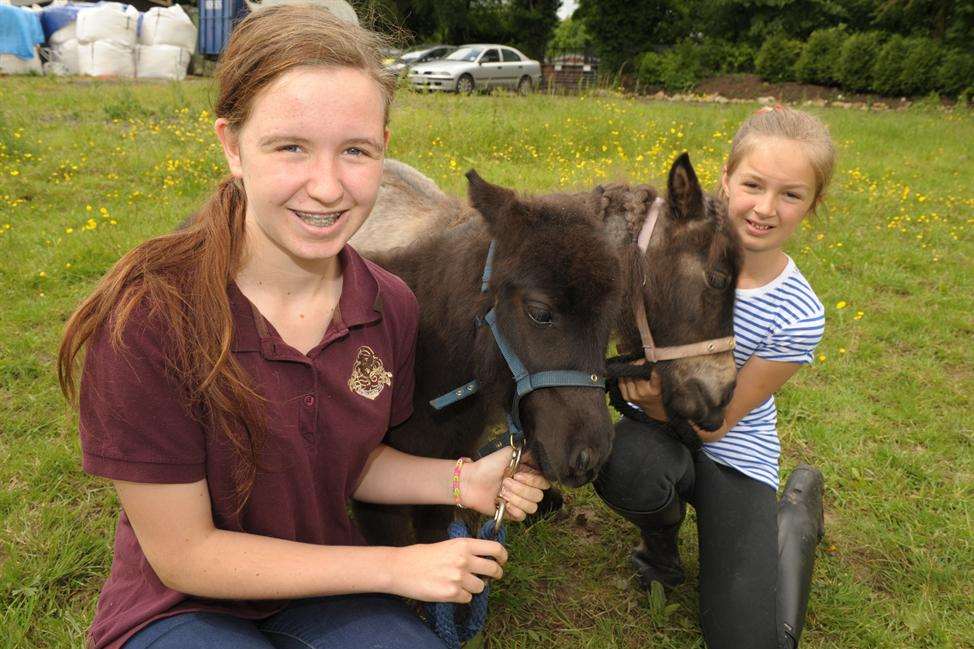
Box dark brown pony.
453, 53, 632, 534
353, 153, 740, 545
601, 154, 740, 439
354, 170, 623, 545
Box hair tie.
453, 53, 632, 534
755, 103, 784, 115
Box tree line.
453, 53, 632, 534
357, 0, 973, 98
357, 0, 561, 61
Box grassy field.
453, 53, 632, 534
1, 77, 971, 649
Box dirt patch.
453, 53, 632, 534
631, 73, 959, 110
696, 74, 889, 104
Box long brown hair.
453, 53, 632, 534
58, 5, 396, 510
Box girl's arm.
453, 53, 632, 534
620, 357, 802, 443
353, 444, 549, 520
115, 478, 507, 604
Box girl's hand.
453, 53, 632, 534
619, 368, 668, 422
460, 447, 550, 520
390, 538, 507, 603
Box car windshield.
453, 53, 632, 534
399, 49, 430, 63
446, 47, 482, 62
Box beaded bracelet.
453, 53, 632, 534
452, 457, 471, 509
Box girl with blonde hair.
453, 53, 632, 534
595, 105, 835, 649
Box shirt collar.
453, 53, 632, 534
230, 245, 383, 353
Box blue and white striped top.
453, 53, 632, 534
702, 256, 825, 490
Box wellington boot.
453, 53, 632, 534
631, 509, 686, 591
777, 464, 825, 648
605, 495, 687, 591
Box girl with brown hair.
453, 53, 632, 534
58, 6, 547, 648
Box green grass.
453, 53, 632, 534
1, 77, 972, 648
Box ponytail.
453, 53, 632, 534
59, 177, 266, 512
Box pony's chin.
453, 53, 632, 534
694, 419, 722, 432
527, 439, 590, 488
526, 439, 558, 482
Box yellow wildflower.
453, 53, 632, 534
836, 301, 848, 310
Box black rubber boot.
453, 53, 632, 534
605, 494, 687, 591
777, 464, 825, 649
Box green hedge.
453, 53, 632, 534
871, 35, 909, 96
795, 27, 847, 86
755, 34, 803, 82
937, 48, 974, 97
899, 37, 943, 96
835, 31, 885, 92
636, 38, 754, 92
637, 48, 698, 92
637, 29, 971, 99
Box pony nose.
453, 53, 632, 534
572, 446, 598, 478
696, 410, 725, 432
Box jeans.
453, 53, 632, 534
123, 594, 446, 649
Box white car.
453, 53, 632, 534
408, 44, 542, 94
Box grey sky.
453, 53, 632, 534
559, 0, 578, 20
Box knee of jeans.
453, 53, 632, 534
594, 423, 690, 513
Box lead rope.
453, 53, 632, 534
427, 519, 507, 649
427, 444, 522, 649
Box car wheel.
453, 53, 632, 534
517, 75, 533, 95
456, 74, 475, 94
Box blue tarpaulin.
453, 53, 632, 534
39, 3, 94, 41
0, 4, 43, 59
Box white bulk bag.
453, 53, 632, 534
49, 22, 76, 46
45, 38, 80, 75
0, 49, 43, 75
245, 0, 358, 24
75, 4, 139, 47
136, 44, 190, 80
139, 4, 196, 53
77, 39, 135, 77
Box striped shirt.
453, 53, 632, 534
702, 256, 825, 490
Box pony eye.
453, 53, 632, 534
707, 270, 730, 290
525, 302, 554, 327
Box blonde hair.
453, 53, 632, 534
216, 4, 397, 129
721, 105, 836, 210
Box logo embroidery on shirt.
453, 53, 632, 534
347, 346, 393, 400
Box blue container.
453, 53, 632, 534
198, 0, 246, 56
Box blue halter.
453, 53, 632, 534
426, 240, 606, 648
429, 240, 607, 456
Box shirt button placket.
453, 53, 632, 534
302, 393, 317, 445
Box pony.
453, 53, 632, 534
351, 154, 740, 545
354, 165, 623, 545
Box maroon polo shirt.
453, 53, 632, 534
78, 245, 419, 649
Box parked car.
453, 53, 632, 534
408, 44, 542, 94
387, 45, 457, 75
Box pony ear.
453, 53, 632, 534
466, 169, 516, 227
666, 152, 704, 220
